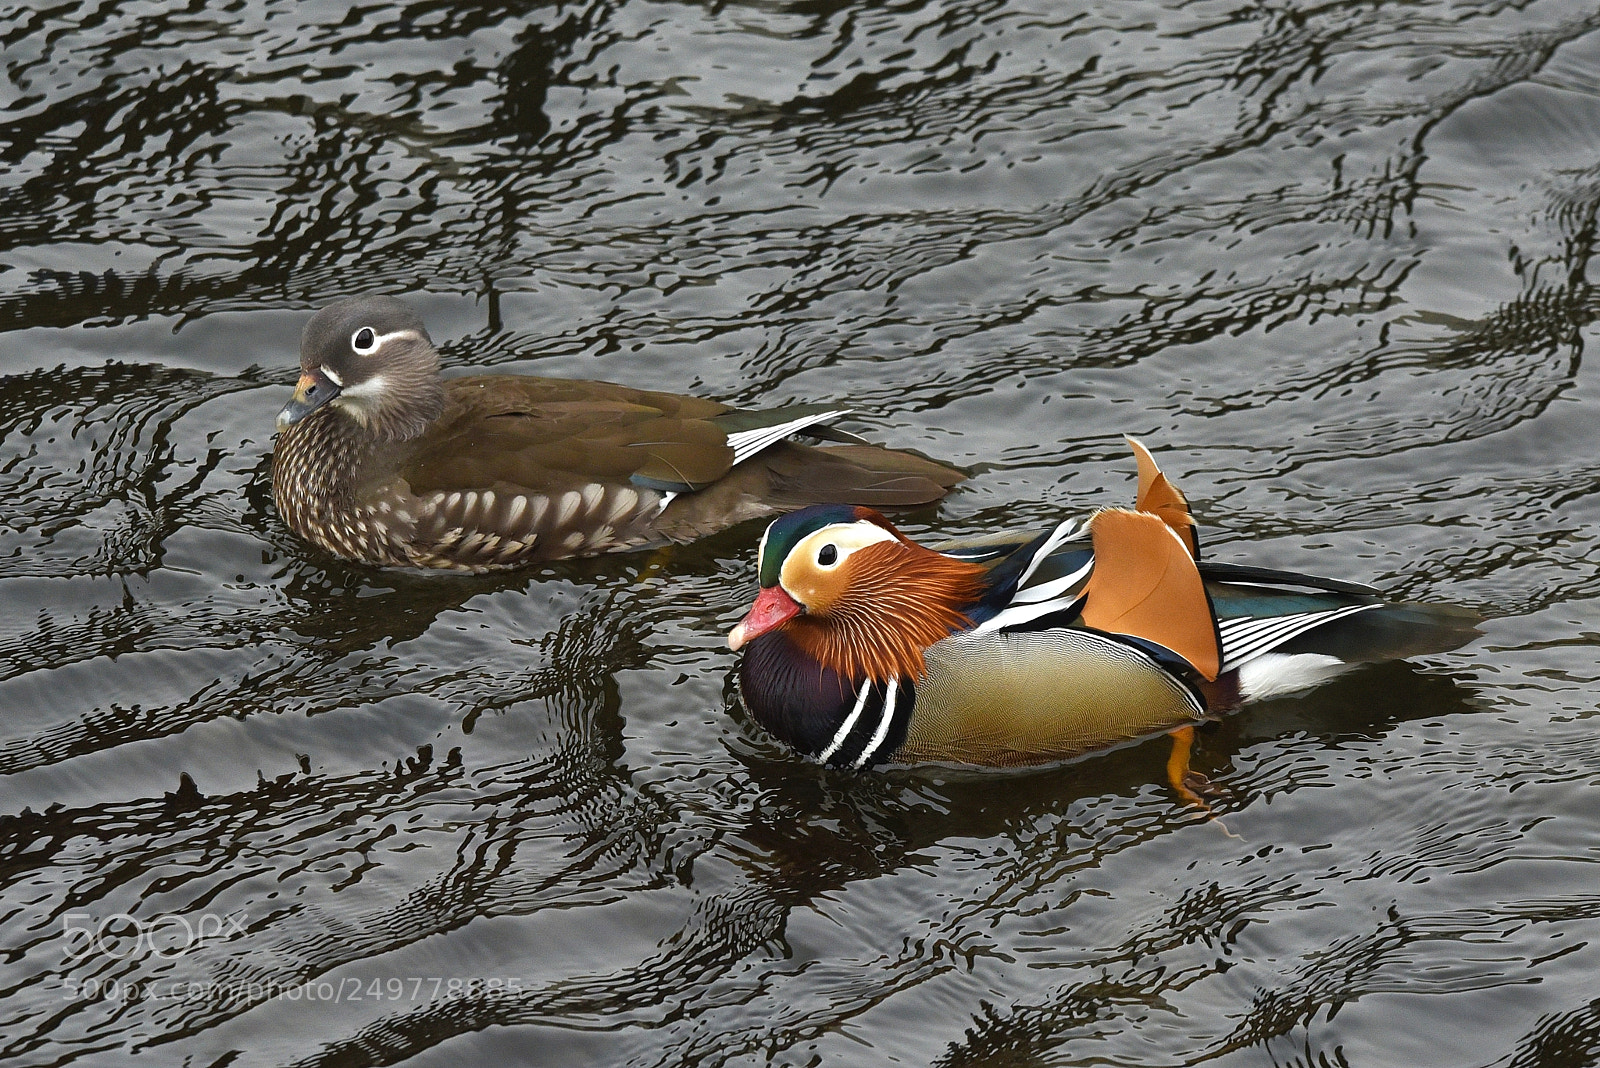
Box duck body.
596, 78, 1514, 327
728, 440, 1480, 769
271, 297, 964, 571
739, 621, 1209, 769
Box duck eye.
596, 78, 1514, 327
816, 543, 838, 566
351, 327, 378, 354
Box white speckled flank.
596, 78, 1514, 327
607, 487, 639, 523
556, 491, 582, 528
273, 468, 666, 570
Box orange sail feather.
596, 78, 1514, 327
1126, 435, 1199, 557
1079, 508, 1221, 681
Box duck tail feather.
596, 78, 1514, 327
760, 442, 966, 507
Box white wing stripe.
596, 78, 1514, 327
1222, 618, 1313, 665
1222, 615, 1311, 660
1219, 614, 1309, 645
727, 410, 850, 466
818, 677, 873, 763
969, 596, 1080, 636
1219, 610, 1343, 646
1013, 518, 1085, 590
852, 677, 899, 769
1220, 604, 1380, 669
1219, 605, 1373, 648
1010, 557, 1094, 604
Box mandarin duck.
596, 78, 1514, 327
727, 439, 1479, 770
272, 296, 964, 571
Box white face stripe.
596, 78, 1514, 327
333, 373, 388, 403
318, 365, 344, 387
778, 521, 898, 598
755, 521, 773, 576
352, 327, 423, 356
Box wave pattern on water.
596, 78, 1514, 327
3, 0, 1600, 1065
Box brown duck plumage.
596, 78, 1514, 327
271, 296, 965, 571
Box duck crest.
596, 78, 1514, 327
784, 539, 986, 683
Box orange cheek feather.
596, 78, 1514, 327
782, 542, 986, 683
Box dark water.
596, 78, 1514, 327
3, 1, 1600, 1064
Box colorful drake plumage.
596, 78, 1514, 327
272, 296, 964, 571
728, 439, 1479, 769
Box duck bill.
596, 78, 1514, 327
276, 369, 341, 430
728, 585, 803, 650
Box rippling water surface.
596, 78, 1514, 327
4, 1, 1600, 1064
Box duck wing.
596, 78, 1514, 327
399, 377, 959, 502
1199, 562, 1481, 668
397, 376, 745, 496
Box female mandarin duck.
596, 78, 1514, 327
727, 439, 1479, 770
272, 296, 963, 571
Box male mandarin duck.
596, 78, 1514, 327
272, 296, 964, 571
727, 439, 1479, 770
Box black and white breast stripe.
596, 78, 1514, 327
815, 676, 915, 770
1218, 604, 1380, 670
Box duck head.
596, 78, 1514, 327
277, 295, 446, 442
728, 504, 986, 682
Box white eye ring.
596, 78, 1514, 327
351, 327, 379, 355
